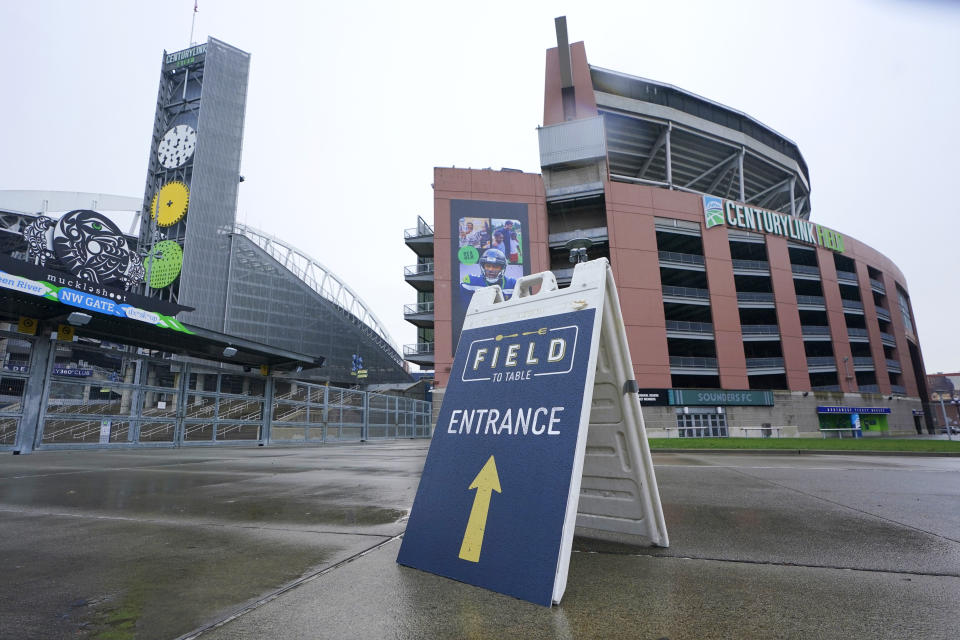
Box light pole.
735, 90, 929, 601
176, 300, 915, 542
951, 396, 960, 441
938, 394, 954, 441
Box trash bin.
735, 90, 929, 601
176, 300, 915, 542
761, 423, 772, 438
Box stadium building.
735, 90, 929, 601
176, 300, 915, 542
1, 38, 427, 454
404, 20, 932, 437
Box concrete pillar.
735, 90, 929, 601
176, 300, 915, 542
261, 377, 273, 445
14, 335, 53, 454
120, 361, 137, 414
169, 372, 180, 412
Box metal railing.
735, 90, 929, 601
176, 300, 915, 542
842, 299, 864, 311
662, 285, 710, 300
891, 384, 906, 395
801, 325, 831, 336
796, 295, 825, 306
669, 356, 718, 369
658, 251, 705, 266
847, 327, 869, 338
665, 320, 714, 334
404, 217, 434, 238
869, 278, 886, 293
403, 262, 434, 277
876, 307, 892, 321
811, 384, 841, 391
33, 355, 434, 449
807, 357, 837, 367
886, 359, 902, 373
836, 270, 858, 283
859, 384, 879, 393
741, 324, 779, 335
732, 259, 770, 271
880, 332, 897, 345
746, 357, 784, 369
403, 342, 435, 357
853, 357, 875, 367
791, 264, 819, 275
737, 292, 775, 303
403, 302, 435, 315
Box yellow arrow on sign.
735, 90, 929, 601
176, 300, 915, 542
458, 455, 502, 563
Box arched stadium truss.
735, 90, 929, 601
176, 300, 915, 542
234, 223, 402, 363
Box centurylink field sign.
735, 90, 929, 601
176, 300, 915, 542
703, 195, 845, 252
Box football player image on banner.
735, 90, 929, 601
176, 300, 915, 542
451, 200, 529, 343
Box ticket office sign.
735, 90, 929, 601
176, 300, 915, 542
397, 309, 595, 606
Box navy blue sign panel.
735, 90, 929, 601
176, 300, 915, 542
397, 309, 595, 606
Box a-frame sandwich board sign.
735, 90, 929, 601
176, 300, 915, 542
397, 258, 668, 606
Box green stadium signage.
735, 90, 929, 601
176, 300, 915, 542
668, 388, 774, 406
703, 196, 844, 252
164, 44, 207, 70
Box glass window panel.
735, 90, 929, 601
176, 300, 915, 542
216, 423, 260, 441
138, 422, 176, 442
271, 424, 306, 442
140, 391, 178, 418
0, 417, 18, 445
188, 373, 219, 392
184, 422, 214, 441
336, 408, 364, 425
42, 419, 130, 444
272, 401, 306, 423
332, 426, 362, 441
274, 381, 308, 402
307, 386, 325, 403
45, 381, 134, 417
145, 361, 181, 389
219, 399, 263, 422
185, 396, 217, 420
0, 334, 33, 373
0, 376, 26, 400
219, 375, 264, 397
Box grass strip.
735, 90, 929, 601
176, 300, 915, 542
648, 437, 960, 453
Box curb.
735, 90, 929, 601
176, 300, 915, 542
651, 448, 960, 457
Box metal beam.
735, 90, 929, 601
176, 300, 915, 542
789, 176, 796, 217
746, 176, 791, 206
636, 127, 668, 178
555, 17, 573, 88
707, 164, 733, 194
738, 147, 745, 201
682, 151, 739, 190
757, 188, 784, 209
665, 124, 673, 188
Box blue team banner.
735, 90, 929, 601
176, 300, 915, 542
397, 309, 595, 606
817, 406, 891, 414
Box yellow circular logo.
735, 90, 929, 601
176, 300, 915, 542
151, 181, 190, 227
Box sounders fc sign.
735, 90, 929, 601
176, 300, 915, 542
703, 196, 844, 252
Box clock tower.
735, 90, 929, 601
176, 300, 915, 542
139, 37, 250, 332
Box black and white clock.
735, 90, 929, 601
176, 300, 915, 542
157, 124, 197, 169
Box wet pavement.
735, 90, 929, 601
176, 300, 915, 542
1, 443, 958, 639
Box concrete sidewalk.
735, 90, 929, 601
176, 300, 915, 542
1, 443, 958, 639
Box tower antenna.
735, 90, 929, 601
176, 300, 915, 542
189, 1, 198, 46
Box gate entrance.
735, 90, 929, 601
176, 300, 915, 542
2, 331, 431, 452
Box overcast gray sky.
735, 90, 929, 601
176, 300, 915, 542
1, 0, 958, 373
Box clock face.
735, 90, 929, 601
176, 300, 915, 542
157, 124, 197, 169
151, 181, 190, 227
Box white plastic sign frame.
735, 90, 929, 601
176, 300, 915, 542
397, 259, 668, 606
